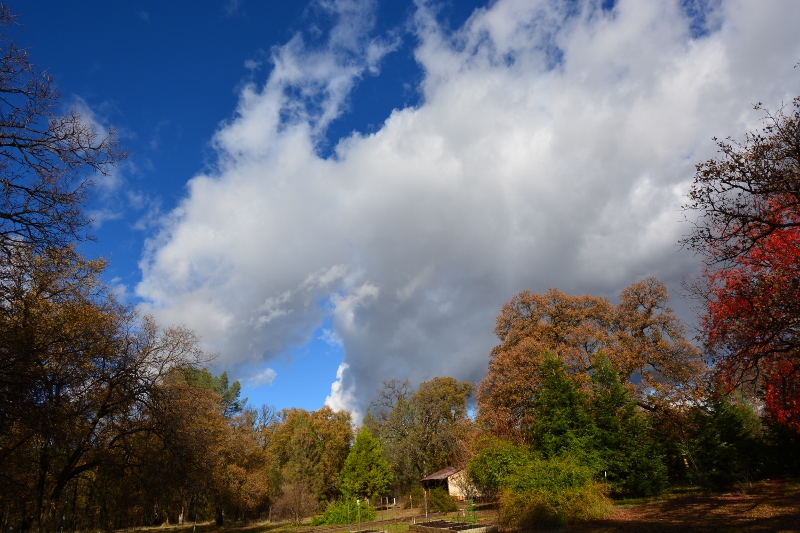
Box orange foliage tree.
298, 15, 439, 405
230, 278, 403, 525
477, 277, 702, 441
262, 406, 353, 506
0, 247, 209, 531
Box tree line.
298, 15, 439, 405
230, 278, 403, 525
1, 4, 799, 531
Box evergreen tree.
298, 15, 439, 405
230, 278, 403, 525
180, 368, 247, 417
686, 393, 764, 490
339, 427, 393, 500
523, 353, 668, 496
589, 354, 667, 496
528, 353, 596, 462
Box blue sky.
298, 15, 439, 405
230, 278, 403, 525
11, 0, 800, 419
13, 0, 486, 413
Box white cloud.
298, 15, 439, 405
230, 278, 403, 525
109, 276, 130, 303
137, 0, 800, 417
319, 327, 343, 348
325, 362, 361, 423
244, 58, 262, 71
249, 367, 278, 386
224, 0, 244, 18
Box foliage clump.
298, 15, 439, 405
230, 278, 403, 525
684, 394, 765, 490
470, 441, 611, 528
501, 455, 612, 529
427, 488, 459, 512
311, 499, 376, 526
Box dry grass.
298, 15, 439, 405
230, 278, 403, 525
130, 505, 496, 533
563, 477, 800, 533
128, 479, 800, 533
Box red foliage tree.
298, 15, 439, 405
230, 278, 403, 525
687, 96, 800, 432
702, 218, 800, 432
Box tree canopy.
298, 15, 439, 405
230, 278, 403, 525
263, 406, 353, 504
477, 277, 702, 440
180, 368, 247, 417
339, 427, 393, 500
0, 246, 211, 531
685, 97, 800, 432
683, 98, 800, 263
366, 376, 473, 494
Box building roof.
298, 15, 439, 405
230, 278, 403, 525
420, 466, 463, 481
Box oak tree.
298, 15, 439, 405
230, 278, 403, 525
366, 377, 473, 494
0, 247, 207, 531
477, 278, 702, 440
262, 406, 353, 504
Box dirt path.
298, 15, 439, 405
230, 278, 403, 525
566, 479, 800, 532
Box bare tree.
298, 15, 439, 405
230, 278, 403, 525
682, 97, 800, 263
272, 480, 318, 526
0, 4, 126, 259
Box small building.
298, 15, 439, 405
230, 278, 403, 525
420, 466, 478, 500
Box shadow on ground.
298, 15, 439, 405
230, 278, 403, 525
565, 478, 800, 533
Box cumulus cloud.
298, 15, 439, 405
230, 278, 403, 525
325, 363, 356, 414
248, 367, 278, 387
137, 0, 800, 417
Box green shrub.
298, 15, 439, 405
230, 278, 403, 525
468, 437, 532, 496
427, 488, 458, 512
468, 438, 611, 527
310, 499, 376, 526
402, 485, 425, 509
499, 455, 612, 529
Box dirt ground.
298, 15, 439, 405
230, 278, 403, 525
152, 479, 800, 533
565, 478, 800, 533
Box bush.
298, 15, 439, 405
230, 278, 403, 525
499, 455, 612, 529
272, 481, 319, 526
468, 437, 532, 497
310, 499, 376, 526
427, 488, 458, 512
468, 439, 611, 527
763, 419, 800, 477
402, 485, 425, 509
